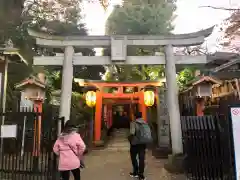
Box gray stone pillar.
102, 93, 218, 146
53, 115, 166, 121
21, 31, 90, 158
164, 44, 183, 154
59, 46, 74, 130
156, 88, 162, 147
0, 57, 8, 153
156, 87, 170, 148
2, 57, 8, 115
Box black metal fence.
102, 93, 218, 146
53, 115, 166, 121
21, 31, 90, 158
181, 115, 235, 180
0, 109, 58, 180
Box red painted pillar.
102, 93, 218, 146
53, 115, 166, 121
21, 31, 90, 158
94, 91, 102, 142
103, 105, 107, 127
196, 98, 205, 116
33, 101, 42, 156
109, 105, 113, 127
106, 105, 110, 128
105, 105, 109, 128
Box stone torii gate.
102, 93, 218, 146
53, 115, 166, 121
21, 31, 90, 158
28, 27, 213, 154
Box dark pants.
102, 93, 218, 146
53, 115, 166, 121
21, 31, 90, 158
130, 144, 146, 176
60, 168, 80, 180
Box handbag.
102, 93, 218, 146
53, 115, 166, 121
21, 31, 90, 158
68, 144, 85, 168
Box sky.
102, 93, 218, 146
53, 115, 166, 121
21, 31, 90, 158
82, 0, 240, 53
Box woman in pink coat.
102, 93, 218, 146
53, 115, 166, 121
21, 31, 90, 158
53, 120, 86, 180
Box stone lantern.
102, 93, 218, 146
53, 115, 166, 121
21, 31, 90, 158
15, 74, 46, 111
181, 75, 222, 116
16, 76, 46, 101
15, 73, 46, 170
191, 76, 221, 97
191, 76, 220, 97
0, 41, 28, 112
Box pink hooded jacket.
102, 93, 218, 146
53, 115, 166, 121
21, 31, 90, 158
53, 131, 86, 171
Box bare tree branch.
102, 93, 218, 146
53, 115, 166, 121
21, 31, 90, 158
199, 5, 240, 11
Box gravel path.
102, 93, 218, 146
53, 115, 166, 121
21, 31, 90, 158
80, 128, 185, 180
81, 150, 185, 180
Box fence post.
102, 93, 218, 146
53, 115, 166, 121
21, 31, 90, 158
58, 116, 65, 135
54, 116, 65, 180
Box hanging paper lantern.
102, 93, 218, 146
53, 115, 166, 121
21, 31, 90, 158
144, 91, 155, 107
85, 91, 96, 107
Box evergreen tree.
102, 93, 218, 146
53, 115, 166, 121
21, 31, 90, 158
0, 0, 104, 109
104, 0, 176, 81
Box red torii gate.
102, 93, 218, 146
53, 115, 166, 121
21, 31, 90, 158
75, 79, 162, 143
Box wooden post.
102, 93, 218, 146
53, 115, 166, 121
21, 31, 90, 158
235, 78, 240, 100
32, 100, 42, 171
196, 98, 204, 116
94, 91, 102, 142
118, 86, 123, 94
33, 101, 42, 156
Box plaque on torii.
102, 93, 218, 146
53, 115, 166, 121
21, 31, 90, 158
111, 36, 127, 62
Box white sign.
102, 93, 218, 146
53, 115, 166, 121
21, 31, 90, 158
230, 107, 240, 180
1, 125, 17, 138
20, 92, 33, 110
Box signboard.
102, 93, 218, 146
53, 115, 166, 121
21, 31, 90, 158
1, 125, 17, 138
230, 107, 240, 180
20, 92, 33, 110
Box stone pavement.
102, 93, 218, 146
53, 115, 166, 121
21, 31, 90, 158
81, 150, 184, 180
80, 129, 185, 180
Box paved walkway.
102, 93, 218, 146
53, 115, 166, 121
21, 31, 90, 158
81, 129, 185, 180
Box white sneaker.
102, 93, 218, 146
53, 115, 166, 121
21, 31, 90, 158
129, 172, 139, 178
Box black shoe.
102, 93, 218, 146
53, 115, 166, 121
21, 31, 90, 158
129, 172, 139, 178
138, 175, 146, 180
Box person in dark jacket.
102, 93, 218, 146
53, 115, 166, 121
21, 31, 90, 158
128, 112, 147, 180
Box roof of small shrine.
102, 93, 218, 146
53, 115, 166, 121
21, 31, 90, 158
15, 76, 46, 89
180, 75, 222, 94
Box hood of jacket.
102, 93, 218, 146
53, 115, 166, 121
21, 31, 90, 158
58, 128, 78, 143
136, 118, 146, 124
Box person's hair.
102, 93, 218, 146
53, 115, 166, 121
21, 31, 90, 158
62, 120, 76, 133
135, 112, 142, 119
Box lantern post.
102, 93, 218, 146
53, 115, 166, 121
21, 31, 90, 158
143, 86, 156, 123
15, 74, 46, 171
84, 86, 98, 146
